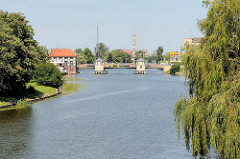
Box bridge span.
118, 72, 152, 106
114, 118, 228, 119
79, 63, 165, 70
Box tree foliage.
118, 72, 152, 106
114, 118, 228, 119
174, 0, 240, 158
75, 48, 85, 64
35, 45, 49, 64
95, 43, 109, 59
170, 64, 180, 75
108, 49, 132, 63
156, 46, 163, 63
34, 63, 63, 88
0, 11, 37, 95
134, 50, 145, 60
106, 52, 113, 63
75, 48, 94, 64
146, 55, 156, 63
83, 48, 94, 64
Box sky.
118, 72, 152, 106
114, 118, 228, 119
1, 0, 208, 54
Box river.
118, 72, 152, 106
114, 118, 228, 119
0, 69, 190, 159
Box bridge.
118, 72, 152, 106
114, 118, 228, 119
78, 63, 166, 70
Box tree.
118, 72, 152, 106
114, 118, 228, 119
110, 49, 132, 63
174, 0, 240, 158
35, 45, 49, 64
146, 55, 156, 63
74, 48, 86, 64
134, 50, 145, 60
106, 52, 113, 63
95, 43, 109, 59
0, 11, 37, 95
163, 54, 170, 62
170, 64, 180, 75
83, 48, 94, 64
156, 46, 163, 63
74, 48, 83, 55
34, 63, 63, 88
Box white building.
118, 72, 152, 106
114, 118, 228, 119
48, 49, 77, 74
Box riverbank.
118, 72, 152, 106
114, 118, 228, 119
0, 78, 85, 111
164, 66, 185, 76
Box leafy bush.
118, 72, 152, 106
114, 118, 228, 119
27, 86, 35, 93
34, 63, 63, 88
170, 64, 180, 75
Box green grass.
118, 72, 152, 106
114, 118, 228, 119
63, 76, 84, 81
27, 82, 57, 96
0, 82, 57, 108
16, 99, 31, 108
0, 81, 85, 109
61, 83, 86, 95
0, 101, 11, 106
179, 67, 185, 73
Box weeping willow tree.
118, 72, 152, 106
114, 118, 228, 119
174, 0, 240, 158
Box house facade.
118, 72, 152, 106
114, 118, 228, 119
48, 49, 77, 74
184, 37, 202, 46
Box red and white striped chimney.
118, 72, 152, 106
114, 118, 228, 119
133, 34, 136, 57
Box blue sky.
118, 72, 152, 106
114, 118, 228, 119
1, 0, 208, 54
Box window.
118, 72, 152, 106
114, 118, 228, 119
64, 62, 68, 66
70, 61, 73, 71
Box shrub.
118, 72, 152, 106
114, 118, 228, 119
34, 63, 63, 88
170, 64, 180, 75
27, 86, 35, 93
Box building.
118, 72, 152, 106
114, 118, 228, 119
134, 58, 146, 74
122, 49, 134, 57
95, 58, 107, 74
169, 51, 183, 62
142, 50, 150, 57
122, 49, 150, 58
48, 48, 77, 74
184, 37, 202, 46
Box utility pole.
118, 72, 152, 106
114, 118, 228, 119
97, 26, 99, 44
96, 26, 99, 59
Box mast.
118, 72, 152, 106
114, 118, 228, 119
96, 26, 99, 58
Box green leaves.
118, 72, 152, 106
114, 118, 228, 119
74, 48, 94, 64
0, 11, 36, 95
95, 43, 109, 59
109, 49, 132, 63
34, 63, 63, 88
174, 0, 240, 158
156, 46, 163, 63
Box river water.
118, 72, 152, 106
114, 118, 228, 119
0, 69, 190, 159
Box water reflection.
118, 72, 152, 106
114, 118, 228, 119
0, 108, 32, 158
0, 69, 191, 158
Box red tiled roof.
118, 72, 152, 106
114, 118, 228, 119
122, 49, 133, 55
48, 49, 76, 57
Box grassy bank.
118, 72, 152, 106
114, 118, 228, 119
165, 65, 185, 76
0, 101, 11, 106
0, 82, 58, 109
63, 76, 84, 81
0, 81, 85, 110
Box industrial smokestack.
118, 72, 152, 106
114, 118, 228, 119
133, 34, 136, 57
